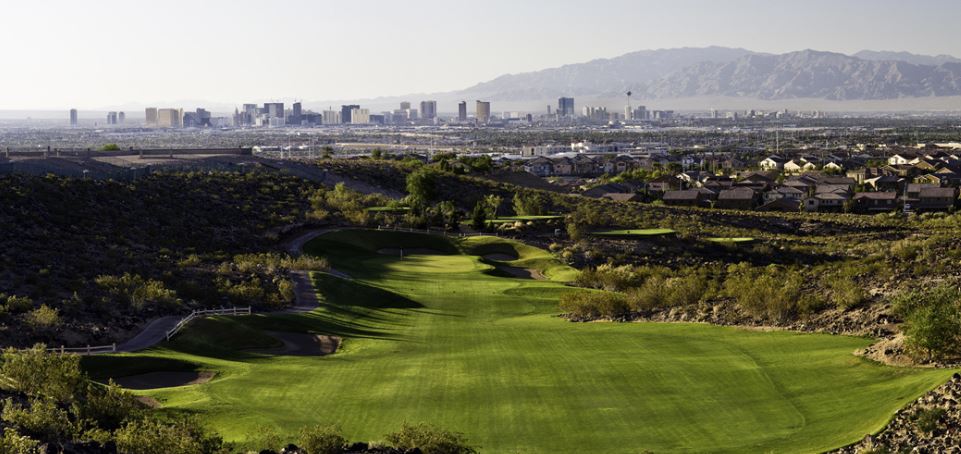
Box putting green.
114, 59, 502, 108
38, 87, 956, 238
87, 230, 951, 453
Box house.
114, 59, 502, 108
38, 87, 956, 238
603, 155, 636, 175
736, 172, 776, 191
911, 186, 958, 212
764, 186, 805, 202
784, 158, 817, 174
646, 175, 683, 193
601, 193, 644, 203
662, 189, 716, 208
864, 175, 902, 192
551, 157, 574, 176
888, 152, 918, 166
524, 157, 554, 177
783, 175, 818, 195
572, 154, 598, 176
701, 176, 735, 192
715, 187, 759, 210
583, 182, 637, 198
804, 192, 848, 212
757, 198, 802, 212
823, 161, 845, 173
759, 155, 786, 171
853, 192, 898, 213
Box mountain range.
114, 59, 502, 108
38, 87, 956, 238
314, 47, 961, 111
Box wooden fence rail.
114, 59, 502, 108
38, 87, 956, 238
164, 306, 252, 341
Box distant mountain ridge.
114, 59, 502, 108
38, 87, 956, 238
444, 47, 961, 103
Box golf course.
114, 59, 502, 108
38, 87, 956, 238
85, 230, 953, 453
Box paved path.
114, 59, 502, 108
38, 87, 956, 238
116, 316, 182, 353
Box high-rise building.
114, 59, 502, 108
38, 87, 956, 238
241, 104, 259, 126
341, 105, 359, 124
322, 110, 341, 125
264, 103, 285, 119
400, 101, 411, 110
106, 112, 118, 125
475, 101, 491, 124
634, 105, 648, 121
458, 101, 467, 121
350, 108, 370, 124
157, 108, 183, 128
69, 109, 78, 127
558, 97, 575, 117
118, 112, 125, 124
145, 107, 158, 127
420, 101, 437, 120
291, 102, 303, 126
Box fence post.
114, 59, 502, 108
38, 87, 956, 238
86, 345, 90, 355
112, 343, 116, 353
60, 346, 64, 354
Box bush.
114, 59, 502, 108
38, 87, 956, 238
559, 291, 630, 319
0, 346, 84, 403
115, 417, 223, 454
914, 407, 947, 433
723, 265, 802, 323
385, 422, 477, 454
0, 428, 40, 454
1, 398, 75, 444
95, 273, 180, 312
25, 305, 60, 330
298, 423, 347, 454
75, 381, 144, 431
828, 276, 867, 310
892, 286, 961, 360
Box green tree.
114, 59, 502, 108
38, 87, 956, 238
101, 144, 121, 152
470, 202, 488, 230
385, 423, 477, 454
893, 286, 961, 360
298, 424, 347, 454
406, 168, 439, 209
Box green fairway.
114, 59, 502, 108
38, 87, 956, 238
87, 230, 952, 453
592, 228, 677, 237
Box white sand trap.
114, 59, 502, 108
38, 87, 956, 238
496, 265, 547, 281
114, 371, 214, 390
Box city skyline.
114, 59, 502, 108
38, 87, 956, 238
3, 0, 961, 110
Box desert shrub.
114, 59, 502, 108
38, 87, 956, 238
559, 291, 630, 319
914, 407, 947, 433
298, 423, 347, 454
0, 346, 84, 403
1, 398, 75, 444
385, 422, 477, 454
25, 305, 60, 330
723, 265, 803, 323
74, 381, 144, 431
626, 277, 669, 311
574, 264, 642, 292
828, 276, 867, 310
95, 273, 179, 312
0, 428, 41, 454
892, 286, 961, 360
114, 417, 223, 454
1, 295, 34, 314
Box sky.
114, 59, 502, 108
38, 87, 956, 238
2, 0, 960, 110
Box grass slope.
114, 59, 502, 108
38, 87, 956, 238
90, 230, 952, 453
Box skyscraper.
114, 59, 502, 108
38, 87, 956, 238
291, 102, 303, 126
341, 105, 359, 124
69, 109, 78, 127
558, 97, 575, 117
145, 107, 158, 127
350, 108, 370, 124
420, 101, 437, 120
118, 112, 125, 124
106, 112, 118, 125
400, 101, 411, 110
475, 101, 491, 124
458, 101, 467, 121
157, 108, 183, 128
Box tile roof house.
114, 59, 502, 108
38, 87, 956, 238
662, 188, 717, 208
853, 192, 898, 213
715, 187, 760, 210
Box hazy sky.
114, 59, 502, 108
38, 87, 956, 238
3, 0, 960, 110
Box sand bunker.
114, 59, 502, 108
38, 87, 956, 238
496, 265, 547, 281
114, 371, 214, 390
377, 248, 442, 256
259, 331, 341, 356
